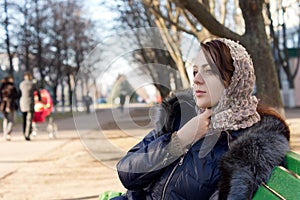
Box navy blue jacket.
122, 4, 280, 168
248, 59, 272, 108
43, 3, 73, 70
116, 90, 290, 200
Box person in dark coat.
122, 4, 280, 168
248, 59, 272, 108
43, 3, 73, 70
0, 76, 19, 141
83, 94, 93, 114
114, 38, 290, 200
119, 92, 126, 113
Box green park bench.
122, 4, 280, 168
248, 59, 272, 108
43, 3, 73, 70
253, 151, 300, 200
99, 191, 124, 200
98, 151, 300, 200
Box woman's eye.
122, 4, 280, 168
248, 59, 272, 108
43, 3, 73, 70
204, 69, 213, 74
193, 71, 198, 77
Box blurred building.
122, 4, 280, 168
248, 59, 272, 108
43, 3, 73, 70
279, 48, 300, 107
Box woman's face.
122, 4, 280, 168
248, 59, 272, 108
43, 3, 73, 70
193, 52, 225, 109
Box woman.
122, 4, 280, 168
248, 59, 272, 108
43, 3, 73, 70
19, 72, 40, 141
0, 76, 19, 141
115, 38, 290, 199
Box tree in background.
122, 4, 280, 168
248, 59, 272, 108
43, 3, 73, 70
109, 0, 184, 98
110, 74, 136, 104
0, 0, 97, 111
266, 1, 299, 108
140, 0, 287, 111
1, 0, 19, 77
113, 0, 229, 97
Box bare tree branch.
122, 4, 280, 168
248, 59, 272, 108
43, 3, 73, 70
143, 0, 190, 88
143, 0, 200, 36
176, 0, 241, 40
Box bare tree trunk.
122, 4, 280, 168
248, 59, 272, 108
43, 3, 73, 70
52, 85, 58, 112
67, 72, 73, 112
34, 0, 46, 88
60, 78, 65, 112
178, 0, 283, 110
239, 1, 283, 111
142, 0, 190, 89
4, 0, 14, 76
23, 0, 31, 72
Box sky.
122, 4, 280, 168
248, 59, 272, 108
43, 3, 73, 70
83, 0, 119, 41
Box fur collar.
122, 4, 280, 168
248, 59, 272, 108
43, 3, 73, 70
218, 114, 290, 199
154, 90, 290, 199
154, 89, 197, 136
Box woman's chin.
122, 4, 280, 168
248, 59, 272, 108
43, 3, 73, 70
197, 104, 210, 109
196, 101, 218, 110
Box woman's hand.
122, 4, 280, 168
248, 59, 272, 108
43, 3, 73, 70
176, 109, 212, 148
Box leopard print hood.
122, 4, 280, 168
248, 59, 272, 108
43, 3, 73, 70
198, 38, 261, 131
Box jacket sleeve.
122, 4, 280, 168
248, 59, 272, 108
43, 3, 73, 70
12, 86, 19, 100
117, 129, 185, 190
217, 115, 290, 200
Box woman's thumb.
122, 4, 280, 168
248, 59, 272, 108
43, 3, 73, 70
203, 108, 212, 117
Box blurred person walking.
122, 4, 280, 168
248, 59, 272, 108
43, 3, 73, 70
0, 76, 19, 141
83, 94, 93, 114
119, 92, 126, 113
19, 72, 39, 141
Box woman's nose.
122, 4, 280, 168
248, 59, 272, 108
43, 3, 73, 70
193, 72, 205, 85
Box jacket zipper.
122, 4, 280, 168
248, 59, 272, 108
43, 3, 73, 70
161, 155, 185, 200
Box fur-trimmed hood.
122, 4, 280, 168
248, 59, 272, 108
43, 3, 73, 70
217, 113, 290, 199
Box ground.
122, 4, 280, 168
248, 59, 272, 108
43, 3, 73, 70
0, 106, 299, 200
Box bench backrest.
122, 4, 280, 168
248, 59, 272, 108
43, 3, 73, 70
253, 151, 300, 200
286, 151, 300, 176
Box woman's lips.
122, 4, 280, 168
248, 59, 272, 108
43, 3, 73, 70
195, 90, 206, 97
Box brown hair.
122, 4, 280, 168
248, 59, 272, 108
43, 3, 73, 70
201, 40, 234, 88
24, 72, 32, 80
256, 104, 290, 140
6, 75, 14, 83
201, 39, 290, 140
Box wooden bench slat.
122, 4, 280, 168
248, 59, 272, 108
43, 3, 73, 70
286, 151, 300, 176
266, 166, 300, 199
252, 151, 300, 199
252, 184, 282, 200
